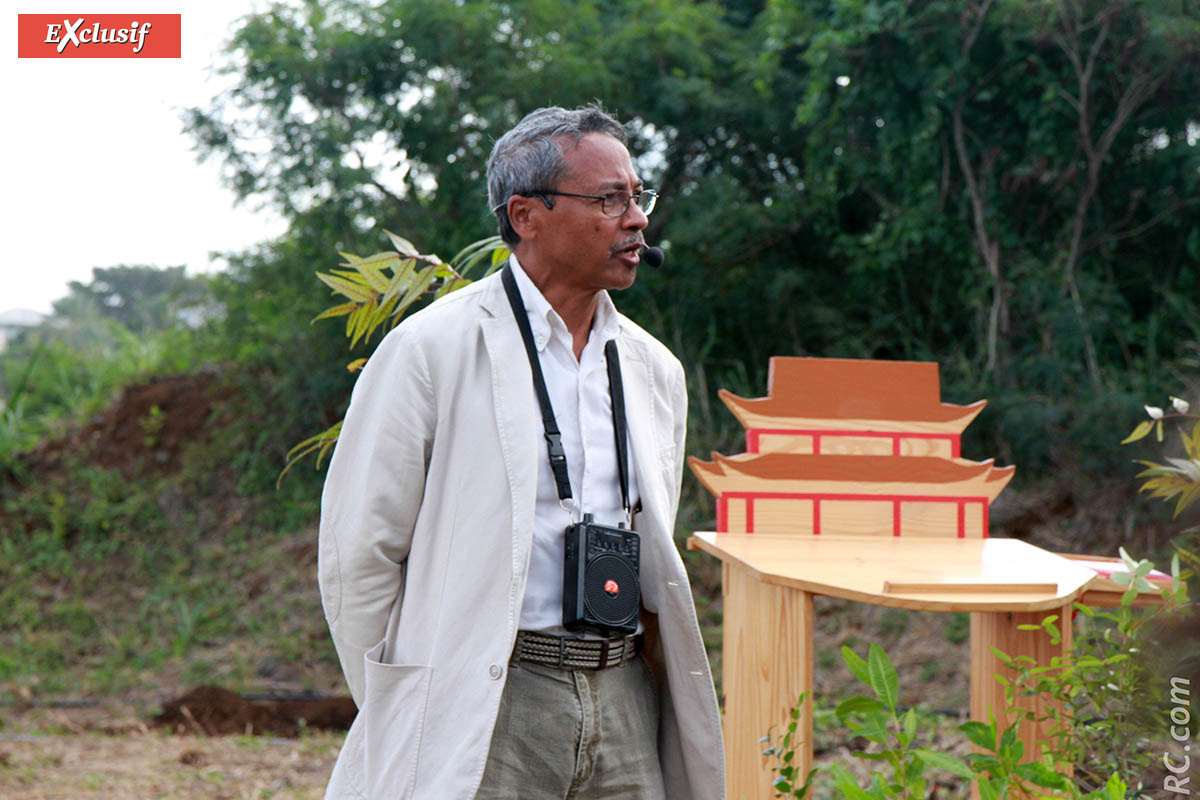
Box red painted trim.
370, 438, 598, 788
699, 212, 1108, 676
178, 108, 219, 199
720, 491, 988, 504
893, 438, 902, 456
813, 432, 823, 454
712, 491, 989, 537
952, 438, 961, 458
747, 429, 759, 453
747, 428, 960, 441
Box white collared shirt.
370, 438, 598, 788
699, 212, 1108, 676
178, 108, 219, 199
507, 255, 641, 635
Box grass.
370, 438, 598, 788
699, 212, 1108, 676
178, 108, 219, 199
0, 388, 339, 705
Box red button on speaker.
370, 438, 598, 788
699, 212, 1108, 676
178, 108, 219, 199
604, 579, 619, 596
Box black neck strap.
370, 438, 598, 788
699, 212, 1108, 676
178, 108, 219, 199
501, 264, 631, 516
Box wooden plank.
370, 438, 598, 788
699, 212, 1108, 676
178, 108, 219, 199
723, 563, 814, 800
884, 581, 1057, 594
686, 534, 1096, 612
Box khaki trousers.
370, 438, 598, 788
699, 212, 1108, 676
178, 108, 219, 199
476, 654, 665, 799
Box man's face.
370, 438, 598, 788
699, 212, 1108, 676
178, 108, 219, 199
532, 132, 649, 294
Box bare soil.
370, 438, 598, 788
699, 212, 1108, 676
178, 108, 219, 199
0, 713, 341, 800
21, 370, 235, 483
153, 687, 356, 738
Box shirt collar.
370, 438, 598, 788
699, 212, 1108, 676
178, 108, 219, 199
508, 254, 620, 352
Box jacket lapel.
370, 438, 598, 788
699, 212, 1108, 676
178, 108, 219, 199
479, 275, 539, 557
617, 337, 668, 535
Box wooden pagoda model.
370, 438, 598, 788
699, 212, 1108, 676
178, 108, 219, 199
686, 357, 1175, 799
689, 357, 1015, 537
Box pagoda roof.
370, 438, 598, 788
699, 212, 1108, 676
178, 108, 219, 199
689, 452, 1015, 501
719, 357, 985, 428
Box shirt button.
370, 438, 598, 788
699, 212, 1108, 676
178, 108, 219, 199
488, 664, 503, 680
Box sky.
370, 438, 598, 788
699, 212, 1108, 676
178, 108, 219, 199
2, 2, 288, 315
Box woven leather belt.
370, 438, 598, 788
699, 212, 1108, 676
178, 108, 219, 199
514, 630, 642, 670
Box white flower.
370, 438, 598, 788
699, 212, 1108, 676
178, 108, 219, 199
1171, 396, 1190, 414
1145, 405, 1164, 420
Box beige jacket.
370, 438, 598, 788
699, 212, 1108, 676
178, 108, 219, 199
318, 270, 725, 799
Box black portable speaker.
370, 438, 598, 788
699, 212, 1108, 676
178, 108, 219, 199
563, 514, 640, 635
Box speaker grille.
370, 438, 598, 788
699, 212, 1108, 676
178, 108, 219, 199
583, 553, 640, 626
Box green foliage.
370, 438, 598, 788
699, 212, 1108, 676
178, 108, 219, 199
1123, 397, 1200, 519
1001, 552, 1189, 794
186, 0, 1200, 510
0, 430, 337, 700
765, 554, 1187, 799
278, 231, 507, 482
0, 316, 202, 469
761, 691, 818, 799
53, 265, 212, 334
828, 643, 967, 799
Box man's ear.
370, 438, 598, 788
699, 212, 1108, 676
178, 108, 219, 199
507, 195, 541, 242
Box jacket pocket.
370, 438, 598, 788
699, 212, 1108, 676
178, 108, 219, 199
362, 640, 433, 799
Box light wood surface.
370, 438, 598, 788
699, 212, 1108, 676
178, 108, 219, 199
688, 533, 1098, 612
723, 564, 813, 800
1058, 552, 1174, 607
882, 581, 1058, 594
690, 533, 1117, 797
753, 431, 958, 459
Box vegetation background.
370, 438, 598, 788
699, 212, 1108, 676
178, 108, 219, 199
1, 0, 1198, 795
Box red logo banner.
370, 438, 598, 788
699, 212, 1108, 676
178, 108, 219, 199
17, 14, 182, 58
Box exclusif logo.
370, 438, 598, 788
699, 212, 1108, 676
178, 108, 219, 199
17, 14, 182, 58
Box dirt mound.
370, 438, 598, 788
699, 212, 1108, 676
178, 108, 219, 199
21, 369, 235, 481
152, 686, 356, 737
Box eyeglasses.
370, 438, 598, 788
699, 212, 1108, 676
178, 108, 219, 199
515, 188, 658, 218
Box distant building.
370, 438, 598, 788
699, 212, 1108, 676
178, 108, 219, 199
0, 308, 46, 353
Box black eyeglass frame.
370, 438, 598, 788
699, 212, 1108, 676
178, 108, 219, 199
494, 188, 658, 218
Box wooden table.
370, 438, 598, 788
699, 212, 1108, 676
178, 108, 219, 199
687, 533, 1103, 800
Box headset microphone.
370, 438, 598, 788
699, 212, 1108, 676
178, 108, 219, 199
641, 246, 665, 268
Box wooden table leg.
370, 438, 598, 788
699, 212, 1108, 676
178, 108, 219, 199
723, 562, 815, 800
970, 604, 1072, 764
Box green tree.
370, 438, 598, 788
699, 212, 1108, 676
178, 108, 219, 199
56, 265, 212, 334
188, 0, 1200, 507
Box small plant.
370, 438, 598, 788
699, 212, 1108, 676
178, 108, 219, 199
140, 403, 165, 448
830, 643, 975, 799
765, 634, 1156, 800
761, 691, 817, 798
278, 231, 508, 482
1122, 395, 1200, 521
1000, 550, 1188, 796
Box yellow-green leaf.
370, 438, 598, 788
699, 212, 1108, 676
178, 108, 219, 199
349, 300, 377, 348
354, 262, 393, 293
1121, 420, 1154, 444
346, 358, 367, 373
396, 265, 437, 314
384, 229, 419, 257
312, 302, 358, 323
330, 268, 373, 286
317, 271, 375, 302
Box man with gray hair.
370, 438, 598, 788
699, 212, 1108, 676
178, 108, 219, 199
319, 104, 724, 799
